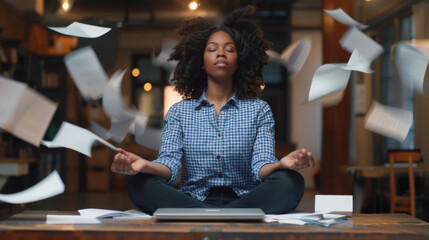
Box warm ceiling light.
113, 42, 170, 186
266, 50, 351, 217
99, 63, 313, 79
60, 0, 74, 12
144, 82, 152, 92
189, 1, 199, 10
132, 68, 140, 77
364, 0, 372, 2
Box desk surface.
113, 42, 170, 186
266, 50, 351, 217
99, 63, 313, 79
0, 211, 428, 240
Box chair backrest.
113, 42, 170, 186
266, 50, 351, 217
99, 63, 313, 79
387, 150, 421, 163
387, 149, 421, 217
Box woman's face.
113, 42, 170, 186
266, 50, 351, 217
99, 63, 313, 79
203, 31, 238, 81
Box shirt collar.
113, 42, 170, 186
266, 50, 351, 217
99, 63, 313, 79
194, 90, 239, 110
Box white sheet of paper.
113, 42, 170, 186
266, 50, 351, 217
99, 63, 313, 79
0, 76, 26, 126
308, 63, 351, 102
41, 122, 117, 157
90, 118, 135, 143
340, 27, 384, 63
324, 8, 368, 30
151, 38, 179, 72
308, 49, 374, 105
0, 76, 57, 146
0, 170, 64, 204
78, 208, 152, 219
102, 69, 136, 120
280, 38, 311, 74
267, 38, 311, 80
342, 49, 373, 74
46, 215, 101, 224
48, 21, 111, 38
364, 101, 413, 142
112, 210, 152, 220
64, 46, 108, 100
264, 216, 307, 225
392, 41, 429, 95
135, 127, 163, 151
128, 111, 149, 134
315, 195, 353, 215
94, 69, 141, 142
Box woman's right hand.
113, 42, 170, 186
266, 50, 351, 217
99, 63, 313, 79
111, 148, 147, 175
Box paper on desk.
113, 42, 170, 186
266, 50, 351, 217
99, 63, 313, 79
48, 21, 111, 38
315, 195, 353, 216
78, 208, 152, 219
324, 8, 368, 30
340, 27, 384, 63
64, 46, 109, 100
392, 40, 429, 95
41, 121, 117, 157
267, 38, 311, 80
264, 212, 346, 225
364, 101, 413, 142
0, 76, 57, 147
46, 215, 101, 224
0, 170, 64, 204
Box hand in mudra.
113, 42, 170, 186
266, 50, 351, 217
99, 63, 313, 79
279, 148, 314, 170
111, 148, 147, 175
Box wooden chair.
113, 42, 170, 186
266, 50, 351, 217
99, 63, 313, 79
388, 150, 421, 217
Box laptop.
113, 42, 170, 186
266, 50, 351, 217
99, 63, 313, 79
153, 208, 265, 221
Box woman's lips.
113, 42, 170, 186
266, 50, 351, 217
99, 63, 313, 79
214, 60, 228, 66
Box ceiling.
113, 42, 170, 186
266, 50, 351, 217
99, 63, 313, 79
6, 0, 298, 29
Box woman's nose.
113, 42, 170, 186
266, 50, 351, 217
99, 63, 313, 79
217, 48, 226, 58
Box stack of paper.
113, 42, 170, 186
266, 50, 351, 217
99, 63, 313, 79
46, 208, 152, 224
264, 212, 347, 227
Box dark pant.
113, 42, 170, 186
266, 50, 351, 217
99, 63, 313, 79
127, 170, 304, 215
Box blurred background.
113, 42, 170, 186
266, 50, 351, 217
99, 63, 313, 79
0, 0, 428, 220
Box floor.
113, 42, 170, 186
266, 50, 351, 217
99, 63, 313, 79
26, 189, 318, 213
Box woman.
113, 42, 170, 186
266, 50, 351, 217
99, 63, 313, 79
111, 6, 314, 215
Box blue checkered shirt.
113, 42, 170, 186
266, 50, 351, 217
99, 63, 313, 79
153, 91, 278, 201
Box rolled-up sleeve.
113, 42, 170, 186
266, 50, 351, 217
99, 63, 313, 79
153, 102, 183, 185
251, 101, 278, 183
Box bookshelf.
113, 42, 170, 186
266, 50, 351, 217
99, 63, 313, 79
0, 39, 69, 192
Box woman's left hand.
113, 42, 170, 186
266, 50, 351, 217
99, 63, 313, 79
279, 148, 314, 170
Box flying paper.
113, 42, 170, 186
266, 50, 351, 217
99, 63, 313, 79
48, 21, 111, 38
90, 69, 149, 143
267, 38, 311, 79
308, 64, 352, 103
364, 101, 413, 142
151, 38, 179, 72
151, 38, 179, 84
0, 170, 64, 204
308, 49, 373, 104
0, 76, 57, 147
135, 127, 163, 151
340, 27, 384, 63
41, 122, 117, 157
64, 46, 109, 100
392, 40, 429, 95
324, 8, 368, 30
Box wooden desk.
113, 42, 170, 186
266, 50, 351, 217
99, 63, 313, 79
343, 165, 429, 213
0, 211, 428, 240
